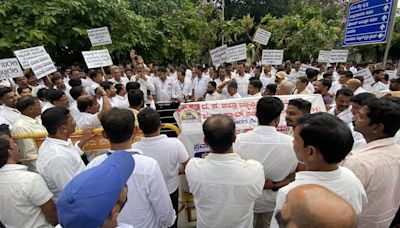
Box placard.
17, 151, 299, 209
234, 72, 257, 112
354, 68, 374, 85
28, 54, 57, 79
261, 49, 284, 65
226, 43, 247, 63
299, 64, 319, 76
385, 70, 397, 80
82, 49, 113, 69
317, 50, 331, 63
87, 27, 112, 46
13, 46, 47, 69
210, 45, 227, 67
329, 50, 349, 63
0, 58, 24, 80
254, 28, 271, 46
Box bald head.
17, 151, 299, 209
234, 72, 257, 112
277, 80, 295, 95
345, 79, 362, 92
203, 114, 236, 153
277, 184, 357, 228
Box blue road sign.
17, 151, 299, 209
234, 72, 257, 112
343, 0, 395, 46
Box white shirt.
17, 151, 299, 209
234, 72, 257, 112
11, 115, 47, 159
130, 75, 155, 96
354, 86, 369, 95
154, 77, 174, 102
306, 82, 315, 93
214, 78, 230, 97
69, 101, 80, 120
0, 164, 53, 228
172, 80, 192, 100
270, 166, 368, 228
226, 92, 242, 99
371, 81, 389, 93
36, 137, 86, 202
328, 106, 353, 125
233, 73, 251, 97
193, 75, 210, 100
112, 95, 129, 109
75, 112, 101, 130
205, 91, 222, 101
87, 149, 176, 228
0, 105, 20, 126
234, 126, 298, 212
41, 102, 55, 113
186, 153, 265, 228
110, 77, 130, 86
349, 122, 366, 150
328, 81, 342, 95
132, 135, 189, 193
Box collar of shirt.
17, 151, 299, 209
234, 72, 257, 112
0, 164, 28, 172
140, 134, 167, 143
19, 114, 41, 125
108, 148, 143, 155
2, 105, 20, 114
350, 137, 396, 155
253, 125, 279, 134
205, 152, 241, 161
45, 137, 74, 147
295, 167, 343, 181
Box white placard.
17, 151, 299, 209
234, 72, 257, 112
329, 50, 349, 63
317, 50, 331, 63
254, 28, 271, 46
87, 27, 112, 46
210, 45, 227, 67
261, 49, 284, 65
354, 68, 374, 85
28, 54, 57, 79
299, 64, 319, 76
82, 49, 113, 69
385, 70, 397, 80
0, 58, 24, 80
226, 43, 247, 63
13, 46, 47, 69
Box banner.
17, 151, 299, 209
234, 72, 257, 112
28, 54, 57, 79
299, 64, 319, 76
82, 49, 113, 69
254, 28, 271, 46
210, 45, 227, 67
226, 43, 247, 63
261, 49, 284, 65
175, 94, 326, 157
329, 50, 349, 63
317, 50, 331, 63
14, 46, 47, 69
0, 58, 24, 80
87, 27, 112, 46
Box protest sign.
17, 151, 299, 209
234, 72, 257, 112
82, 49, 113, 69
226, 43, 247, 63
329, 50, 349, 63
254, 28, 271, 46
210, 45, 227, 67
14, 46, 47, 69
28, 54, 57, 79
261, 49, 284, 65
354, 68, 374, 85
87, 27, 112, 46
385, 70, 397, 80
299, 64, 319, 76
0, 58, 24, 80
317, 50, 331, 63
175, 94, 326, 157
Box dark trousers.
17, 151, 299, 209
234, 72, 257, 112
169, 188, 179, 228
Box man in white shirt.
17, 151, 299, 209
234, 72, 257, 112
172, 67, 192, 102
371, 69, 389, 93
133, 108, 189, 228
0, 126, 57, 228
87, 108, 176, 227
285, 98, 311, 137
44, 89, 70, 113
233, 62, 251, 97
154, 67, 174, 102
215, 66, 230, 97
112, 84, 129, 109
270, 112, 367, 228
276, 80, 295, 95
234, 97, 298, 228
248, 79, 263, 97
11, 97, 47, 170
100, 81, 117, 107
109, 66, 130, 86
0, 87, 20, 126
289, 61, 301, 79
192, 65, 210, 101
130, 66, 156, 104
204, 81, 222, 101
328, 88, 354, 125
305, 69, 318, 93
37, 107, 94, 201
293, 77, 312, 95
186, 114, 265, 228
51, 75, 73, 104
345, 78, 369, 95
226, 81, 242, 99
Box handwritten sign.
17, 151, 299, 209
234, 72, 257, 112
87, 27, 112, 46
0, 58, 24, 80
14, 46, 47, 69
82, 49, 113, 69
210, 45, 227, 67
317, 50, 331, 63
226, 43, 247, 63
329, 50, 349, 63
254, 28, 271, 46
299, 64, 319, 76
262, 50, 284, 65
28, 54, 57, 79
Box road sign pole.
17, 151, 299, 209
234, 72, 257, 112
383, 0, 398, 66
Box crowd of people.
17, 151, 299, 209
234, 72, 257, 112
0, 49, 399, 228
